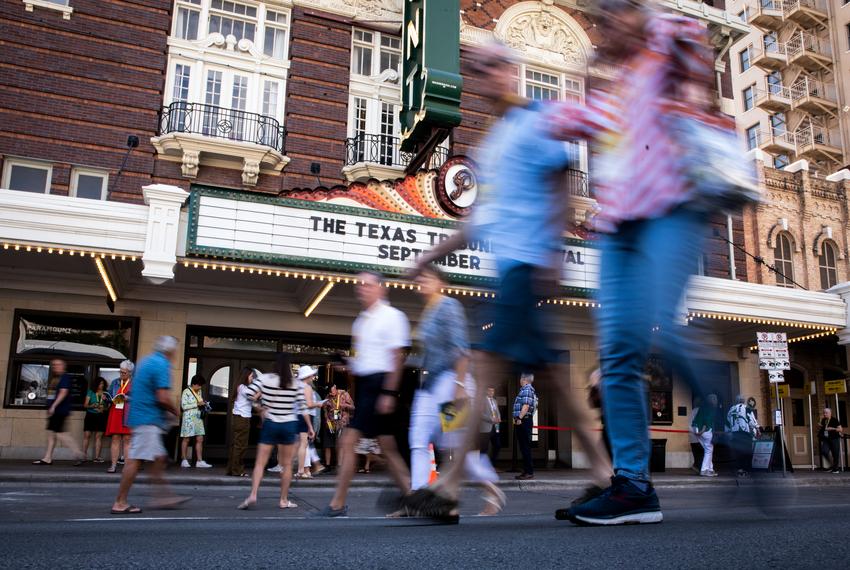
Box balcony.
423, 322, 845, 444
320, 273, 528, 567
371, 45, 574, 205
751, 43, 787, 71
342, 134, 449, 182
755, 84, 792, 113
783, 0, 827, 29
757, 130, 796, 154
794, 126, 842, 163
786, 32, 832, 72
790, 78, 838, 116
749, 0, 784, 30
151, 102, 290, 186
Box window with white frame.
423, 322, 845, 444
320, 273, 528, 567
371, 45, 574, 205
174, 0, 201, 40
819, 241, 838, 290
70, 168, 108, 200
351, 29, 400, 82
2, 158, 52, 193
742, 84, 755, 111
208, 0, 257, 42
263, 9, 288, 60
746, 124, 760, 150
517, 65, 586, 171
774, 233, 795, 288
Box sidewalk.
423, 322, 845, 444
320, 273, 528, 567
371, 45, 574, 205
2, 460, 849, 489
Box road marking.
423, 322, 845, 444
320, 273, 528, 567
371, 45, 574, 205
70, 517, 213, 522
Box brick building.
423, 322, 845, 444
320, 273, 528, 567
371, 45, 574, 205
0, 0, 843, 469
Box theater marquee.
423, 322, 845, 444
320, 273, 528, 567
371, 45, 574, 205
186, 187, 599, 294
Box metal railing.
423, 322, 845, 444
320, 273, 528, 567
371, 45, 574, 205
158, 101, 287, 153
757, 129, 796, 149
344, 133, 449, 170
754, 84, 791, 105
794, 125, 836, 148
786, 31, 830, 60
564, 169, 590, 198
790, 77, 835, 102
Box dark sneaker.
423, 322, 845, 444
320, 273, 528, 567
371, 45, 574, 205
566, 476, 662, 526
310, 505, 348, 518
555, 485, 606, 520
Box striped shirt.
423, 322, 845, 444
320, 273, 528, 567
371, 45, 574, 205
245, 373, 305, 423
550, 13, 714, 232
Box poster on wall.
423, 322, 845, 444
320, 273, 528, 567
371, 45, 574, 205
646, 356, 673, 425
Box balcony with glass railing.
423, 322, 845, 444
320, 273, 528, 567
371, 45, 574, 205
755, 83, 792, 113
151, 101, 290, 186
790, 77, 838, 115
342, 133, 449, 182
749, 0, 784, 30
786, 32, 832, 72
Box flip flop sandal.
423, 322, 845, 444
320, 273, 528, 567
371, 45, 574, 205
237, 499, 256, 510
111, 505, 142, 515
106, 465, 117, 473
32, 460, 52, 465
279, 501, 298, 509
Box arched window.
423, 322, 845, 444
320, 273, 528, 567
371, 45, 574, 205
819, 241, 838, 290
774, 233, 795, 288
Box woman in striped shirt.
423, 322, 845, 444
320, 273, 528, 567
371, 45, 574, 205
238, 353, 314, 510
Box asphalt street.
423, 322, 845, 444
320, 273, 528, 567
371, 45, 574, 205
1, 479, 848, 569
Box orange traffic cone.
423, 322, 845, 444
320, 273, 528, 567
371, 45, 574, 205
428, 443, 439, 485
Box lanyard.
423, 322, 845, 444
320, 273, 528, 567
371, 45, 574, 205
334, 393, 341, 411
118, 379, 129, 396
192, 387, 203, 403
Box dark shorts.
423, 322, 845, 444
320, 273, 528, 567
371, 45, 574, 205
258, 420, 298, 446
84, 412, 107, 433
46, 413, 68, 433
349, 373, 396, 439
480, 263, 557, 368
296, 416, 308, 434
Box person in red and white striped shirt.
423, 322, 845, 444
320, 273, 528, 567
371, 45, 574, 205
552, 0, 719, 526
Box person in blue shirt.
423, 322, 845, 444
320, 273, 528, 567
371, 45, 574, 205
406, 41, 612, 519
111, 336, 187, 514
512, 374, 538, 480
32, 359, 84, 465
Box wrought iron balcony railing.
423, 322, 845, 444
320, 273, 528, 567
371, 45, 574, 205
158, 101, 287, 154
564, 169, 590, 198
344, 133, 448, 170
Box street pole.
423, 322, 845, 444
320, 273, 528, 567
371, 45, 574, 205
776, 382, 787, 476
836, 394, 844, 471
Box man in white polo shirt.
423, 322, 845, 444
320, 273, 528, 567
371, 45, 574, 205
315, 271, 411, 517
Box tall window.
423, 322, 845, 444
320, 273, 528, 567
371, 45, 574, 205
739, 47, 751, 72
770, 113, 786, 135
774, 233, 795, 288
764, 32, 779, 53
351, 97, 368, 162
263, 9, 289, 60
767, 70, 782, 94
743, 84, 756, 111
175, 0, 201, 40
746, 124, 760, 150
351, 29, 401, 81
819, 241, 838, 289
208, 0, 257, 42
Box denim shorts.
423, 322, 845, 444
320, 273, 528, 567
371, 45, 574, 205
258, 420, 298, 446
481, 263, 556, 368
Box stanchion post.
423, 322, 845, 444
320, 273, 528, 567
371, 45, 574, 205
777, 382, 787, 476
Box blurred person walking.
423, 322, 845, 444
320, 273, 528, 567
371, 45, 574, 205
179, 374, 212, 468
406, 42, 612, 519
314, 271, 411, 518
111, 336, 188, 514
76, 377, 109, 465
548, 0, 751, 525
105, 360, 134, 473
238, 353, 314, 510
33, 359, 84, 465
226, 367, 256, 477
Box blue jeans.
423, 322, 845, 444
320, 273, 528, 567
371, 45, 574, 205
597, 208, 708, 482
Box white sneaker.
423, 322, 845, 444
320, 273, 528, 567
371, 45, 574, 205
267, 465, 282, 473
195, 461, 212, 469
180, 459, 191, 468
